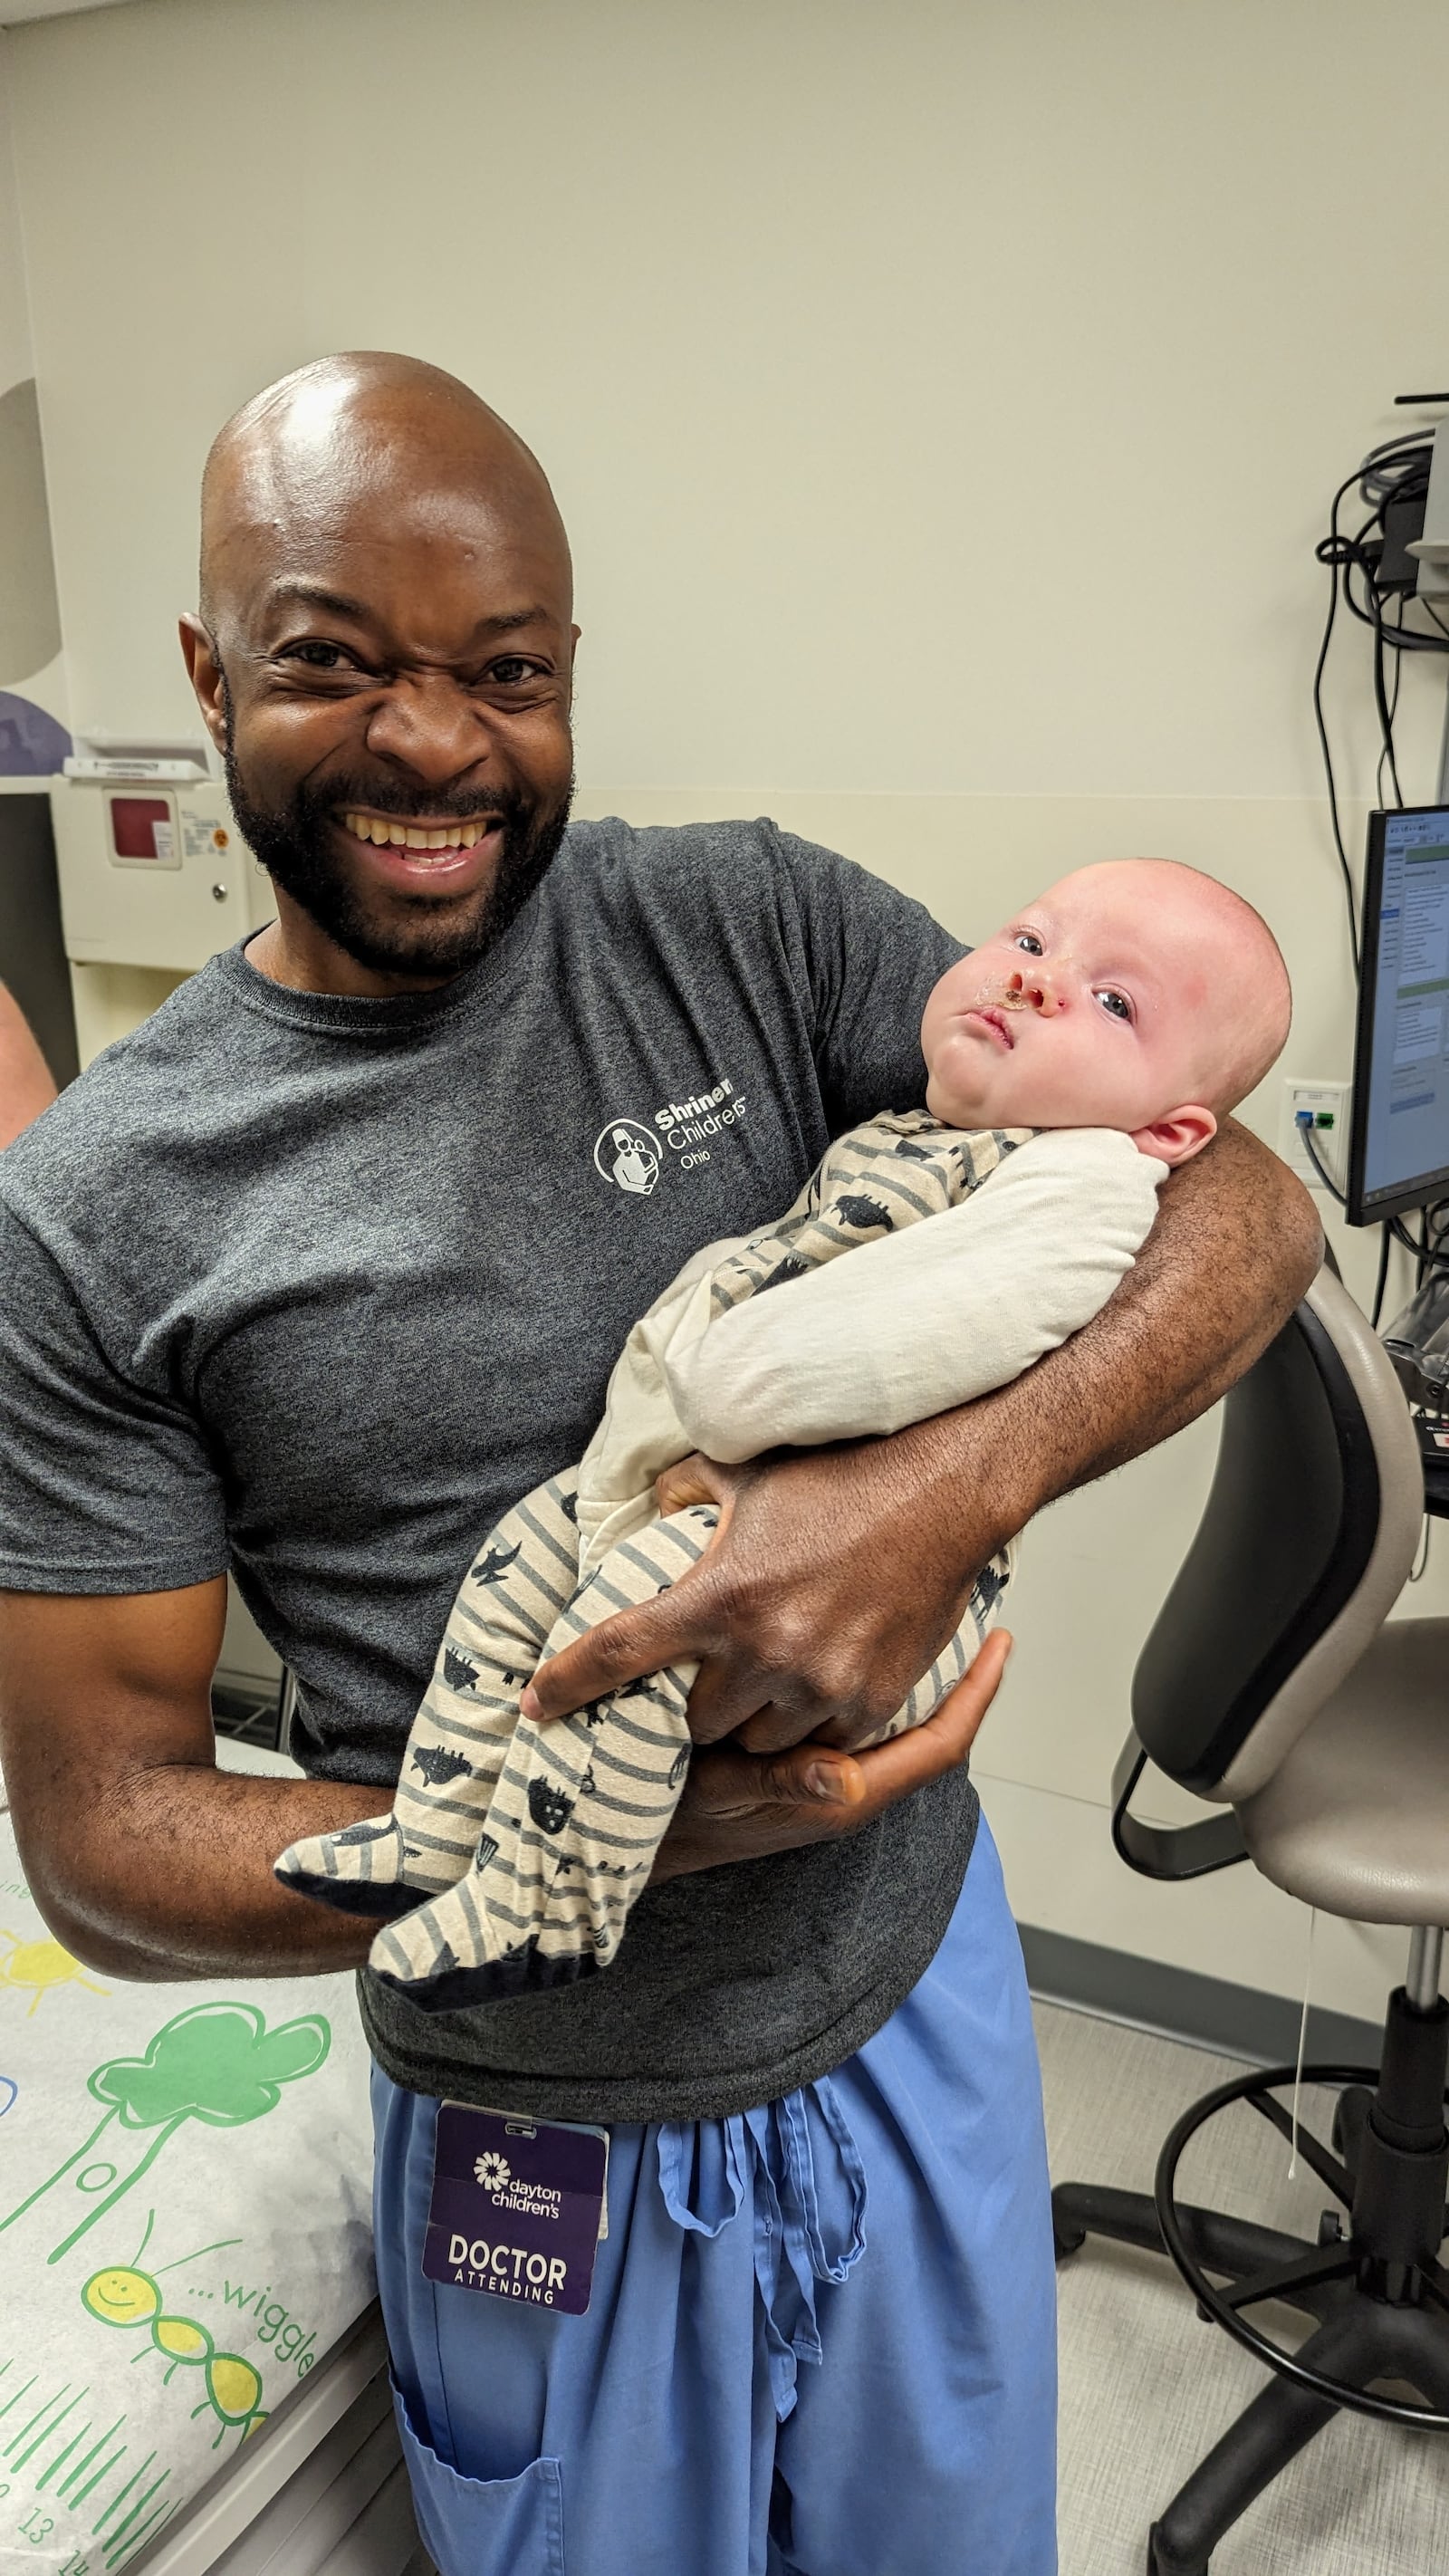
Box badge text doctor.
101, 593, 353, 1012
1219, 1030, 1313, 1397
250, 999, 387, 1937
424, 2104, 609, 2317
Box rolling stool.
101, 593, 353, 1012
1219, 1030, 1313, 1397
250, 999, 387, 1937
1050, 1265, 1449, 2572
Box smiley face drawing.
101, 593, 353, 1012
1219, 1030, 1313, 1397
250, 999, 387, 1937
82, 2234, 269, 2447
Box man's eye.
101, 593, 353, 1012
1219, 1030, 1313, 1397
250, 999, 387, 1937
1096, 988, 1134, 1024
1012, 931, 1043, 956
283, 640, 355, 671
485, 657, 543, 687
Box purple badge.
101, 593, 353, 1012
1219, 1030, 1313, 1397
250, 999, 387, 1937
423, 2105, 609, 2316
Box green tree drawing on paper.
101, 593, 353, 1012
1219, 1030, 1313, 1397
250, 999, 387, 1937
0, 2000, 331, 2264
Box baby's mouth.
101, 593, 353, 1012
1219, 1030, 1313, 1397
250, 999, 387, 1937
964, 1004, 1015, 1051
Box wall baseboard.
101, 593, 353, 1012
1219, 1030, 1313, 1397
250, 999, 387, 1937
1020, 1923, 1387, 2070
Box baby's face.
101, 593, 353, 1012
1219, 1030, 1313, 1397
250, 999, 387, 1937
922, 864, 1223, 1163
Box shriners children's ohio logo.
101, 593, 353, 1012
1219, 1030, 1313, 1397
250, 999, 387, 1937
595, 1075, 747, 1193
594, 1120, 660, 1196
475, 2152, 512, 2194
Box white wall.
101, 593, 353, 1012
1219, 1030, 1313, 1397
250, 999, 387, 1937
6, 0, 1449, 2025
0, 48, 30, 393
0, 35, 67, 743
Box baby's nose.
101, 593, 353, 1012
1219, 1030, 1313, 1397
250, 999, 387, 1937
1004, 968, 1063, 1014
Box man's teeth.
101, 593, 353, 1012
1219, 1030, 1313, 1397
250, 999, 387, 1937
341, 812, 489, 851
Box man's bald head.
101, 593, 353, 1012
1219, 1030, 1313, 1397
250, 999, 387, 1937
183, 353, 579, 995
199, 351, 571, 636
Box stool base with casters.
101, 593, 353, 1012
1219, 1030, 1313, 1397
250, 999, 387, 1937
1052, 1971, 1449, 2575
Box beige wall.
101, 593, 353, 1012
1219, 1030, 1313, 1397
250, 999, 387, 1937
7, 0, 1449, 2023
0, 41, 67, 737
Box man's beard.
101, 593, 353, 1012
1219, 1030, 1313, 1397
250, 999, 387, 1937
223, 738, 573, 981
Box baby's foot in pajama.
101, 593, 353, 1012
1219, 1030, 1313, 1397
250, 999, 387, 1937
367, 1859, 609, 2010
273, 1812, 434, 1920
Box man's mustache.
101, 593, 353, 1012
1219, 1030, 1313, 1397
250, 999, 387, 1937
302, 777, 527, 826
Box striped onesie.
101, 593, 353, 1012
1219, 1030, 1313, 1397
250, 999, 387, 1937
276, 1111, 1162, 2011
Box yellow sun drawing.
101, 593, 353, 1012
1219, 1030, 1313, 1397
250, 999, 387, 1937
0, 1929, 109, 2016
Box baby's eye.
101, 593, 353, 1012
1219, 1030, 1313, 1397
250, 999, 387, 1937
1095, 988, 1134, 1024
1012, 931, 1044, 956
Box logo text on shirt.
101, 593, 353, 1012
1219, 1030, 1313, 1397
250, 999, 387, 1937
594, 1076, 748, 1190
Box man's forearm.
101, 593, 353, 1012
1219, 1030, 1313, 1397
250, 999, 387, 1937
38, 1765, 386, 1980
888, 1119, 1321, 1562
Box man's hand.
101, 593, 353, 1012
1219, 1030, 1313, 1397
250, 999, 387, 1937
522, 1119, 1320, 1761
528, 1441, 990, 1756
649, 1628, 1012, 1879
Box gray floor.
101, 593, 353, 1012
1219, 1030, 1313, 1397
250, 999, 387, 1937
1037, 2000, 1449, 2574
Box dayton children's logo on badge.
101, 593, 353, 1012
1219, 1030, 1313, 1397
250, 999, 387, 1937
594, 1120, 661, 1196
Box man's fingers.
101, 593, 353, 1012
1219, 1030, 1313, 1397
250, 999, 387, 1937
801, 1629, 1012, 1816
522, 1463, 750, 1725
650, 1633, 1013, 1882
522, 1582, 716, 1724
654, 1452, 739, 1519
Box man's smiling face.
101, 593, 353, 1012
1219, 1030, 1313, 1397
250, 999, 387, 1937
181, 357, 579, 993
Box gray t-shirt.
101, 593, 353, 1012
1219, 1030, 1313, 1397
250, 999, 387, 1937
0, 817, 975, 2122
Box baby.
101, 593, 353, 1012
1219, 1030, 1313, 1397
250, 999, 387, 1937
277, 858, 1291, 2010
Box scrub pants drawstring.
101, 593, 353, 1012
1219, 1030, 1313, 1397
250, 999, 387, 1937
657, 2076, 869, 2418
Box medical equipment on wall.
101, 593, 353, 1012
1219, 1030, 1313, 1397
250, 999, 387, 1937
1312, 399, 1449, 973
50, 749, 273, 972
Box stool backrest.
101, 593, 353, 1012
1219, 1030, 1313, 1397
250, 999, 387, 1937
1130, 1266, 1424, 1807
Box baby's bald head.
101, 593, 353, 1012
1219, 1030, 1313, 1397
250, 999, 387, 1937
922, 855, 1291, 1165
1080, 859, 1291, 1116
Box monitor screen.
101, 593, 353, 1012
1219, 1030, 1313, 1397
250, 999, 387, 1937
1348, 805, 1449, 1225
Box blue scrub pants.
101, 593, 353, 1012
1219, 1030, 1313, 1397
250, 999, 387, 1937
370, 1818, 1057, 2576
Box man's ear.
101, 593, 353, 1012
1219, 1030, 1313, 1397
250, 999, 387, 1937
178, 614, 229, 757
1131, 1104, 1218, 1168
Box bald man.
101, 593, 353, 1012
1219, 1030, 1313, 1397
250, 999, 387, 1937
0, 355, 1319, 2576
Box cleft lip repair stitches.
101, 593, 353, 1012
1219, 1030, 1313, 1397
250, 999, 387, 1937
964, 968, 1056, 1050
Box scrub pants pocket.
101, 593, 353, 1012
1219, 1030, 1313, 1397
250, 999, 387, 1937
390, 2376, 566, 2576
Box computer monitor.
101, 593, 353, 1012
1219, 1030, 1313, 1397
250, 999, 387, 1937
1348, 804, 1449, 1226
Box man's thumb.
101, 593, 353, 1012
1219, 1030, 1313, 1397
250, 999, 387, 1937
774, 1748, 867, 1807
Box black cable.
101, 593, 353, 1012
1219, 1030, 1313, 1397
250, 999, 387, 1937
1376, 595, 1406, 807
1311, 476, 1362, 973
1300, 1124, 1347, 1204
1372, 604, 1404, 806
1296, 1131, 1425, 1329
1388, 1210, 1449, 1268
1370, 1219, 1393, 1327
1312, 430, 1449, 974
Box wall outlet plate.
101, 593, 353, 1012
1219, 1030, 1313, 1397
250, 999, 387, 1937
1279, 1078, 1350, 1191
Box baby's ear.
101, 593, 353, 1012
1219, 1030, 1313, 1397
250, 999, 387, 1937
1131, 1105, 1218, 1168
